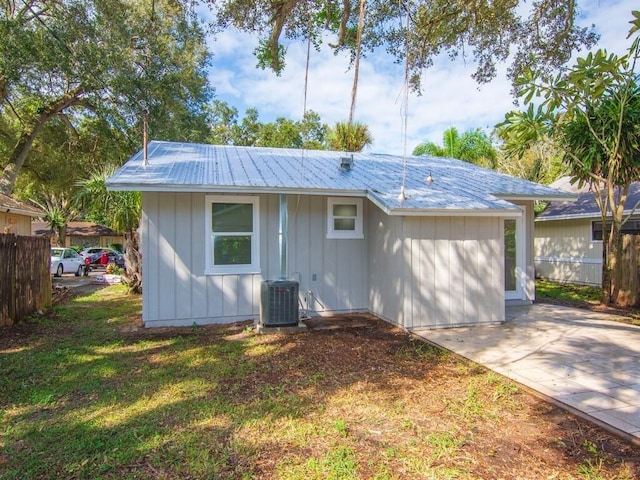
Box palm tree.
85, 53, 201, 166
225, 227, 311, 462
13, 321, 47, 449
76, 168, 142, 293
327, 121, 373, 152
413, 127, 498, 169
32, 194, 78, 247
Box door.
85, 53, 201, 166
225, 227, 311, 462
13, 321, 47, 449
504, 215, 525, 300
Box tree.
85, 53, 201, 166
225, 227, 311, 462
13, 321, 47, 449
0, 0, 212, 195
214, 0, 597, 92
497, 11, 640, 306
413, 127, 498, 168
326, 121, 372, 152
76, 168, 142, 293
206, 103, 328, 149
32, 194, 78, 247
495, 108, 567, 184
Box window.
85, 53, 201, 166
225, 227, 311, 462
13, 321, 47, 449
592, 219, 640, 241
205, 195, 260, 274
327, 197, 363, 239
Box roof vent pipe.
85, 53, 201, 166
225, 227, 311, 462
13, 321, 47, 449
142, 109, 149, 167
278, 194, 288, 279
340, 154, 354, 171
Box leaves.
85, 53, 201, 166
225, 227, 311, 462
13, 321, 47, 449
326, 121, 372, 152
413, 127, 497, 169
505, 10, 640, 305
0, 0, 212, 194
213, 0, 597, 92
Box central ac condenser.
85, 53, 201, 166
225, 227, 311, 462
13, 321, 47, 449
260, 280, 299, 327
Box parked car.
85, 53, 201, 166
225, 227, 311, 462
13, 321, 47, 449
79, 247, 125, 268
51, 247, 84, 277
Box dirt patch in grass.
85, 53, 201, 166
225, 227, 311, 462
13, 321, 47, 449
1, 291, 639, 479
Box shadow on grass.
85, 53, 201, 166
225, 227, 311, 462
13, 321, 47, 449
1, 286, 638, 479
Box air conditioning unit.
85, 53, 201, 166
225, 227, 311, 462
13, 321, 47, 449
260, 280, 299, 327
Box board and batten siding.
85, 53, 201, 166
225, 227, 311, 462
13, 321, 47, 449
288, 195, 369, 315
368, 207, 504, 329
141, 192, 369, 327
141, 192, 279, 327
534, 218, 602, 285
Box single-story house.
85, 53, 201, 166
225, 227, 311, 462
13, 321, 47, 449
31, 221, 125, 248
0, 194, 42, 236
107, 141, 573, 329
535, 177, 640, 286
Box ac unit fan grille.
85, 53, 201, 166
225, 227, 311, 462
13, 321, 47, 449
260, 280, 299, 327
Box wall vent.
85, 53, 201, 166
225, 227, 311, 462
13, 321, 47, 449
260, 280, 299, 327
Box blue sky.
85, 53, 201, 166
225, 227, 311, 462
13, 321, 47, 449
203, 1, 637, 154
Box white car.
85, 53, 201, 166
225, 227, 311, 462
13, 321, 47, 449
50, 247, 84, 277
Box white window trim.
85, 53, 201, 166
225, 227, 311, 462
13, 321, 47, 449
327, 197, 364, 239
205, 195, 260, 275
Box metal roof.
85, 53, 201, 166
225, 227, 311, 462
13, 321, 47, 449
536, 177, 640, 221
107, 141, 575, 216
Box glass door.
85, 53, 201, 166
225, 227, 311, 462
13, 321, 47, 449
504, 216, 524, 300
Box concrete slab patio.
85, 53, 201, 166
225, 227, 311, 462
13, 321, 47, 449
412, 304, 640, 444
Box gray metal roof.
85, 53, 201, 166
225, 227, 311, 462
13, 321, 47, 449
537, 177, 640, 221
107, 141, 575, 216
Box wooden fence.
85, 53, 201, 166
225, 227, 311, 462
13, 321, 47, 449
0, 234, 51, 326
617, 234, 640, 307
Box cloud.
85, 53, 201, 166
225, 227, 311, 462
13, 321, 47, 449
206, 0, 637, 154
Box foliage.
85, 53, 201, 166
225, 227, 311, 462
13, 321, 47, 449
326, 121, 372, 152
207, 102, 328, 149
76, 168, 142, 293
495, 115, 567, 184
31, 194, 78, 247
213, 0, 597, 91
498, 11, 640, 305
413, 127, 498, 168
0, 0, 212, 195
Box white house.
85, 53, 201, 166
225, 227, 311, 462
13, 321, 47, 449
535, 177, 640, 286
107, 141, 573, 329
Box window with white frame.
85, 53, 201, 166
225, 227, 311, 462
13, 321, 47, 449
205, 195, 260, 274
327, 197, 363, 239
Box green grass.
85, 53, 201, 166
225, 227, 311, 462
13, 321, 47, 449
1, 284, 636, 479
536, 279, 602, 304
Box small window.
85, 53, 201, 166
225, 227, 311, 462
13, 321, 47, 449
327, 197, 363, 239
592, 219, 640, 241
205, 195, 260, 274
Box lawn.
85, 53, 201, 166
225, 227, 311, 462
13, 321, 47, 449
1, 285, 639, 479
536, 279, 640, 326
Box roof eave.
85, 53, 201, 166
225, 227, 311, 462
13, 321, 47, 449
1, 207, 42, 217
497, 194, 577, 202
536, 209, 640, 222
386, 207, 523, 217
107, 183, 369, 198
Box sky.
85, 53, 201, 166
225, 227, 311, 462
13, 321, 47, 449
203, 0, 637, 155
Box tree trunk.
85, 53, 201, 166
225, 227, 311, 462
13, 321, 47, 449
122, 229, 142, 294
608, 226, 623, 304
0, 89, 84, 195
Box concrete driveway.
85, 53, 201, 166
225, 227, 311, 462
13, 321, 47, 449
413, 303, 640, 444
51, 268, 118, 295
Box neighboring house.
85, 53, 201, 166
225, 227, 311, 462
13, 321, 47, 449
0, 194, 42, 236
107, 141, 572, 329
535, 177, 640, 286
31, 221, 125, 248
